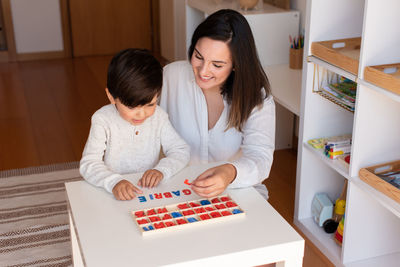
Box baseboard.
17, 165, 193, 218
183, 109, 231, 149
0, 50, 11, 62
0, 161, 79, 178
292, 135, 298, 152
16, 50, 67, 61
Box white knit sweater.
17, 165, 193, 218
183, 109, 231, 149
79, 104, 190, 193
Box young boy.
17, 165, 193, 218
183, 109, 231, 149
80, 48, 190, 201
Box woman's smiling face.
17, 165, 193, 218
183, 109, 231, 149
190, 37, 233, 92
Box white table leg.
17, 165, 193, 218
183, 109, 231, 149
69, 212, 85, 267
275, 102, 295, 150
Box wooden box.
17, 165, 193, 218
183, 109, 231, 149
359, 160, 400, 203
132, 195, 245, 236
311, 37, 361, 75
364, 63, 400, 95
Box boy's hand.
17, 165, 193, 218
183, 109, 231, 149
112, 180, 143, 200
138, 169, 164, 188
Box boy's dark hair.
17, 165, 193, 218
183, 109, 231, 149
107, 48, 162, 108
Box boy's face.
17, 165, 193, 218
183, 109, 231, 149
106, 88, 158, 126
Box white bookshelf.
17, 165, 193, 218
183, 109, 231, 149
304, 143, 350, 180
295, 0, 400, 266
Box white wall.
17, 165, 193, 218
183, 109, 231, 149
10, 0, 63, 53
290, 0, 306, 32
174, 0, 186, 60
160, 0, 307, 62
160, 0, 175, 62
160, 0, 186, 62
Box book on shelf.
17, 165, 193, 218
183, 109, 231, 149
308, 134, 352, 160
377, 171, 400, 189
319, 77, 357, 111
320, 86, 355, 107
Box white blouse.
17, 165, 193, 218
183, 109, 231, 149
160, 61, 275, 195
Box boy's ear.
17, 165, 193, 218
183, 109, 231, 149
105, 88, 116, 104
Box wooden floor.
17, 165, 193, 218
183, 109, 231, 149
0, 56, 111, 170
0, 56, 334, 267
265, 150, 334, 267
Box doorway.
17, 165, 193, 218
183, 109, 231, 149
68, 0, 159, 57
0, 0, 160, 61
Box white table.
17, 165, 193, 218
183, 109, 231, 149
265, 64, 302, 116
66, 163, 304, 267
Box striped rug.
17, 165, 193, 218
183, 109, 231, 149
0, 162, 82, 267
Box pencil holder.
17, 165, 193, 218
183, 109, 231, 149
289, 48, 303, 69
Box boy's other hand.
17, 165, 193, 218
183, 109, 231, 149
112, 180, 143, 200
137, 169, 164, 188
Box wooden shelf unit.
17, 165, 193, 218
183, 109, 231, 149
295, 0, 400, 266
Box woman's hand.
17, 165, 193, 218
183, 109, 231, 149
137, 169, 164, 188
191, 164, 237, 197
112, 180, 143, 200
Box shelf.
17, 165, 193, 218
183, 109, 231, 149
315, 91, 355, 113
346, 252, 400, 267
295, 217, 400, 267
358, 78, 400, 104
294, 217, 342, 266
311, 37, 361, 75
304, 142, 351, 180
307, 56, 357, 82
308, 56, 357, 112
308, 56, 357, 82
351, 176, 400, 219
296, 1, 400, 265
296, 216, 400, 267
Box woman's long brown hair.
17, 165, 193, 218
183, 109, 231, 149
188, 9, 271, 131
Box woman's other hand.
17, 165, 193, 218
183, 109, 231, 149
191, 164, 237, 197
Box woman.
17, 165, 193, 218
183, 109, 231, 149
160, 9, 275, 199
